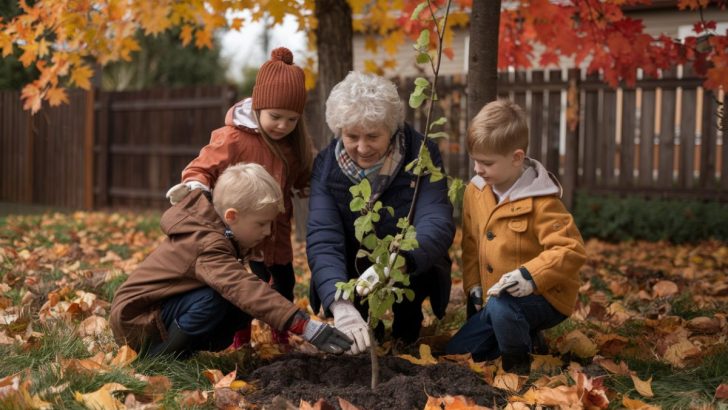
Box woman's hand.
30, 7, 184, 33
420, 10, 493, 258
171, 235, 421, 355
329, 300, 371, 354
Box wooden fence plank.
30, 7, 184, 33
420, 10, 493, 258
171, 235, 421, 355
546, 70, 562, 174
699, 90, 718, 189
529, 71, 545, 162
620, 89, 636, 187
582, 74, 600, 188
84, 89, 95, 208
562, 69, 579, 209
658, 78, 677, 188
602, 88, 617, 186
679, 86, 697, 188
639, 89, 656, 185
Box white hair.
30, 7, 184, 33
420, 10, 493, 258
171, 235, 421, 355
325, 71, 405, 136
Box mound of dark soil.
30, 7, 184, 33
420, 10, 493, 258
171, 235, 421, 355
242, 353, 506, 409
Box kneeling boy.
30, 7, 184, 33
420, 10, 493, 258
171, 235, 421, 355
446, 100, 586, 374
110, 163, 351, 357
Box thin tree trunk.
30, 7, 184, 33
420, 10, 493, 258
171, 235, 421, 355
467, 0, 501, 122
368, 326, 379, 389
310, 0, 353, 149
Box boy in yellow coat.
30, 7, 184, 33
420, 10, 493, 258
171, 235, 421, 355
446, 100, 586, 374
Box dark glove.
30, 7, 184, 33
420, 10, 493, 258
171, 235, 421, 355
466, 286, 483, 318
288, 311, 352, 354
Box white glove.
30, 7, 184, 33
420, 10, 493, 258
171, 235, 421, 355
355, 252, 397, 296
355, 266, 380, 296
330, 300, 371, 354
488, 269, 534, 298
166, 180, 210, 205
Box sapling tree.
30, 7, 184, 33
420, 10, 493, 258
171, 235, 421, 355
333, 0, 464, 389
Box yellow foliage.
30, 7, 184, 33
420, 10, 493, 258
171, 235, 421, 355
74, 383, 128, 410
398, 344, 438, 366
70, 65, 93, 90
559, 330, 598, 358
630, 374, 654, 398
46, 87, 68, 106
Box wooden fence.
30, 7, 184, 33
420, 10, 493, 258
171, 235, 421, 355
1, 86, 235, 210
396, 69, 726, 205
1, 89, 93, 209
1, 70, 725, 212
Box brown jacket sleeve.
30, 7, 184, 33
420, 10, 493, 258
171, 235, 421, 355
195, 239, 299, 331
182, 127, 246, 188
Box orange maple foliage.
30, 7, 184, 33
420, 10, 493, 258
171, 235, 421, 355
0, 0, 315, 113
3, 0, 726, 112
363, 0, 727, 90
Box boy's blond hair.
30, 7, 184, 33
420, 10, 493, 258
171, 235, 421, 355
467, 99, 529, 156
212, 163, 284, 216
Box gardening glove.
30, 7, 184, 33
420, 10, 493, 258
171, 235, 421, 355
287, 311, 352, 354
466, 286, 483, 318
166, 180, 210, 205
355, 252, 396, 296
355, 266, 381, 297
330, 300, 371, 354
492, 268, 534, 298
486, 273, 518, 297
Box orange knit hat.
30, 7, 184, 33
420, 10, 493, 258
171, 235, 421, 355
252, 47, 306, 114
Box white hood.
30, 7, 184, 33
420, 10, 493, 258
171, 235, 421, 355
470, 157, 562, 202
229, 98, 259, 130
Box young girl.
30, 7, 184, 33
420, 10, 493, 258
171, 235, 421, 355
166, 47, 313, 345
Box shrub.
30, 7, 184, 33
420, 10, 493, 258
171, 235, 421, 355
572, 193, 727, 243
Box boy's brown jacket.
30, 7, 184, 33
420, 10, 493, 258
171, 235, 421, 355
461, 158, 586, 316
181, 98, 309, 266
109, 190, 299, 350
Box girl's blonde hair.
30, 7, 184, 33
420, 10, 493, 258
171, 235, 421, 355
213, 163, 284, 216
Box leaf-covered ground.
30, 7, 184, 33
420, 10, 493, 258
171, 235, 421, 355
0, 211, 726, 409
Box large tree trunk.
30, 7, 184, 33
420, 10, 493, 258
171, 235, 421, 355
466, 0, 501, 122
296, 0, 353, 240
309, 0, 353, 149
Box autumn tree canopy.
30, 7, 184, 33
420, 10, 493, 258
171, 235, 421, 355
0, 0, 725, 113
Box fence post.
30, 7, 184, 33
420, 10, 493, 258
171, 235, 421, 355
562, 69, 580, 210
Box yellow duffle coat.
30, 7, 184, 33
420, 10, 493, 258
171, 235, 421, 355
461, 158, 586, 316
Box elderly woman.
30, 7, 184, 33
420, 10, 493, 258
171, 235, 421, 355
306, 71, 455, 354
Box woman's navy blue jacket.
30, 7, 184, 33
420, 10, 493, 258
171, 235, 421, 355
306, 123, 455, 318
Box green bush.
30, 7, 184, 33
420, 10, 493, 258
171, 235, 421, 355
572, 193, 728, 243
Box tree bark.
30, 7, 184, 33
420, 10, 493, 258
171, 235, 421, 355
467, 0, 501, 122
309, 0, 353, 149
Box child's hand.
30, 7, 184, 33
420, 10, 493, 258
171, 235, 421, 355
486, 279, 517, 297
302, 318, 353, 354
499, 269, 534, 297
467, 286, 483, 317
288, 311, 352, 354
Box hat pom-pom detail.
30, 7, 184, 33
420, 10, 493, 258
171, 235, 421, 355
271, 47, 293, 65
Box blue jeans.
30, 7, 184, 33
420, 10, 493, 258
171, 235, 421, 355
159, 287, 252, 352
446, 293, 566, 362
